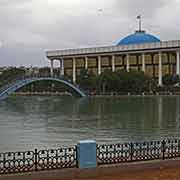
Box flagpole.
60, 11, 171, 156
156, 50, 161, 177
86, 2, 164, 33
139, 16, 141, 32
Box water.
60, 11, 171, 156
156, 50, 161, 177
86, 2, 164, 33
0, 96, 180, 152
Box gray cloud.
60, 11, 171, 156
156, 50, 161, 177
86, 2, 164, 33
0, 0, 179, 66
113, 0, 169, 16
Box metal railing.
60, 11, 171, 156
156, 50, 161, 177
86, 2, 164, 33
0, 146, 77, 174
1, 139, 180, 175
97, 139, 180, 165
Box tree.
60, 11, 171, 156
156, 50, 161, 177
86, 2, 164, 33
0, 67, 25, 87
39, 67, 50, 77
77, 69, 96, 92
97, 70, 121, 94
116, 70, 149, 93
75, 69, 150, 94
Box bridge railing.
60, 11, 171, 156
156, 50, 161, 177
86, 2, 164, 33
0, 75, 73, 93
0, 75, 86, 98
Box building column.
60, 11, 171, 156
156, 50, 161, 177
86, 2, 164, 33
167, 53, 171, 74
152, 54, 155, 77
98, 56, 101, 75
112, 55, 115, 72
73, 57, 76, 83
61, 59, 64, 76
158, 52, 162, 86
50, 60, 54, 77
85, 56, 88, 70
126, 54, 130, 72
142, 53, 145, 72
176, 51, 180, 75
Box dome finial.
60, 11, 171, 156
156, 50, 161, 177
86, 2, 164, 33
137, 15, 142, 32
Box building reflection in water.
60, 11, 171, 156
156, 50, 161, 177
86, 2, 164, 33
158, 97, 163, 129
1, 96, 180, 151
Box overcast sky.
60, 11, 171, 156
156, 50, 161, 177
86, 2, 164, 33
0, 0, 180, 67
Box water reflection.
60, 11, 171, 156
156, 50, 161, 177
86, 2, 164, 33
0, 96, 180, 151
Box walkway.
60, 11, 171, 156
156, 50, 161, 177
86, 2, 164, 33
1, 159, 180, 180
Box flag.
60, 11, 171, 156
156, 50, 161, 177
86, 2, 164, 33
137, 15, 141, 19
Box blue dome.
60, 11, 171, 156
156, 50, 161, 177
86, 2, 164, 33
117, 30, 160, 45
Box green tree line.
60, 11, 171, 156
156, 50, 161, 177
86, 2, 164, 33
0, 68, 25, 87
0, 67, 179, 94
77, 69, 180, 94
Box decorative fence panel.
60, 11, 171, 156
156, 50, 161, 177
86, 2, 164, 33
0, 151, 35, 174
36, 147, 77, 171
97, 139, 180, 165
97, 143, 131, 165
0, 146, 77, 174
131, 141, 162, 161
164, 139, 180, 159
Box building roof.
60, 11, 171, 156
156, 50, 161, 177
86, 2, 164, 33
117, 30, 160, 45
47, 40, 180, 58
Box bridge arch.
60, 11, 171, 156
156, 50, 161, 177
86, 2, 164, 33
0, 77, 86, 100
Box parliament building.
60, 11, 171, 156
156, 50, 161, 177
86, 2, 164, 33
46, 28, 180, 86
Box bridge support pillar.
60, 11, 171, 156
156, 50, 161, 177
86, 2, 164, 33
50, 60, 54, 77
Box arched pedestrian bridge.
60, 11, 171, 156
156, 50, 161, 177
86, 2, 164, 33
0, 77, 86, 100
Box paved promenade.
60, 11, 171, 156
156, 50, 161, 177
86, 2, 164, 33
1, 159, 180, 180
